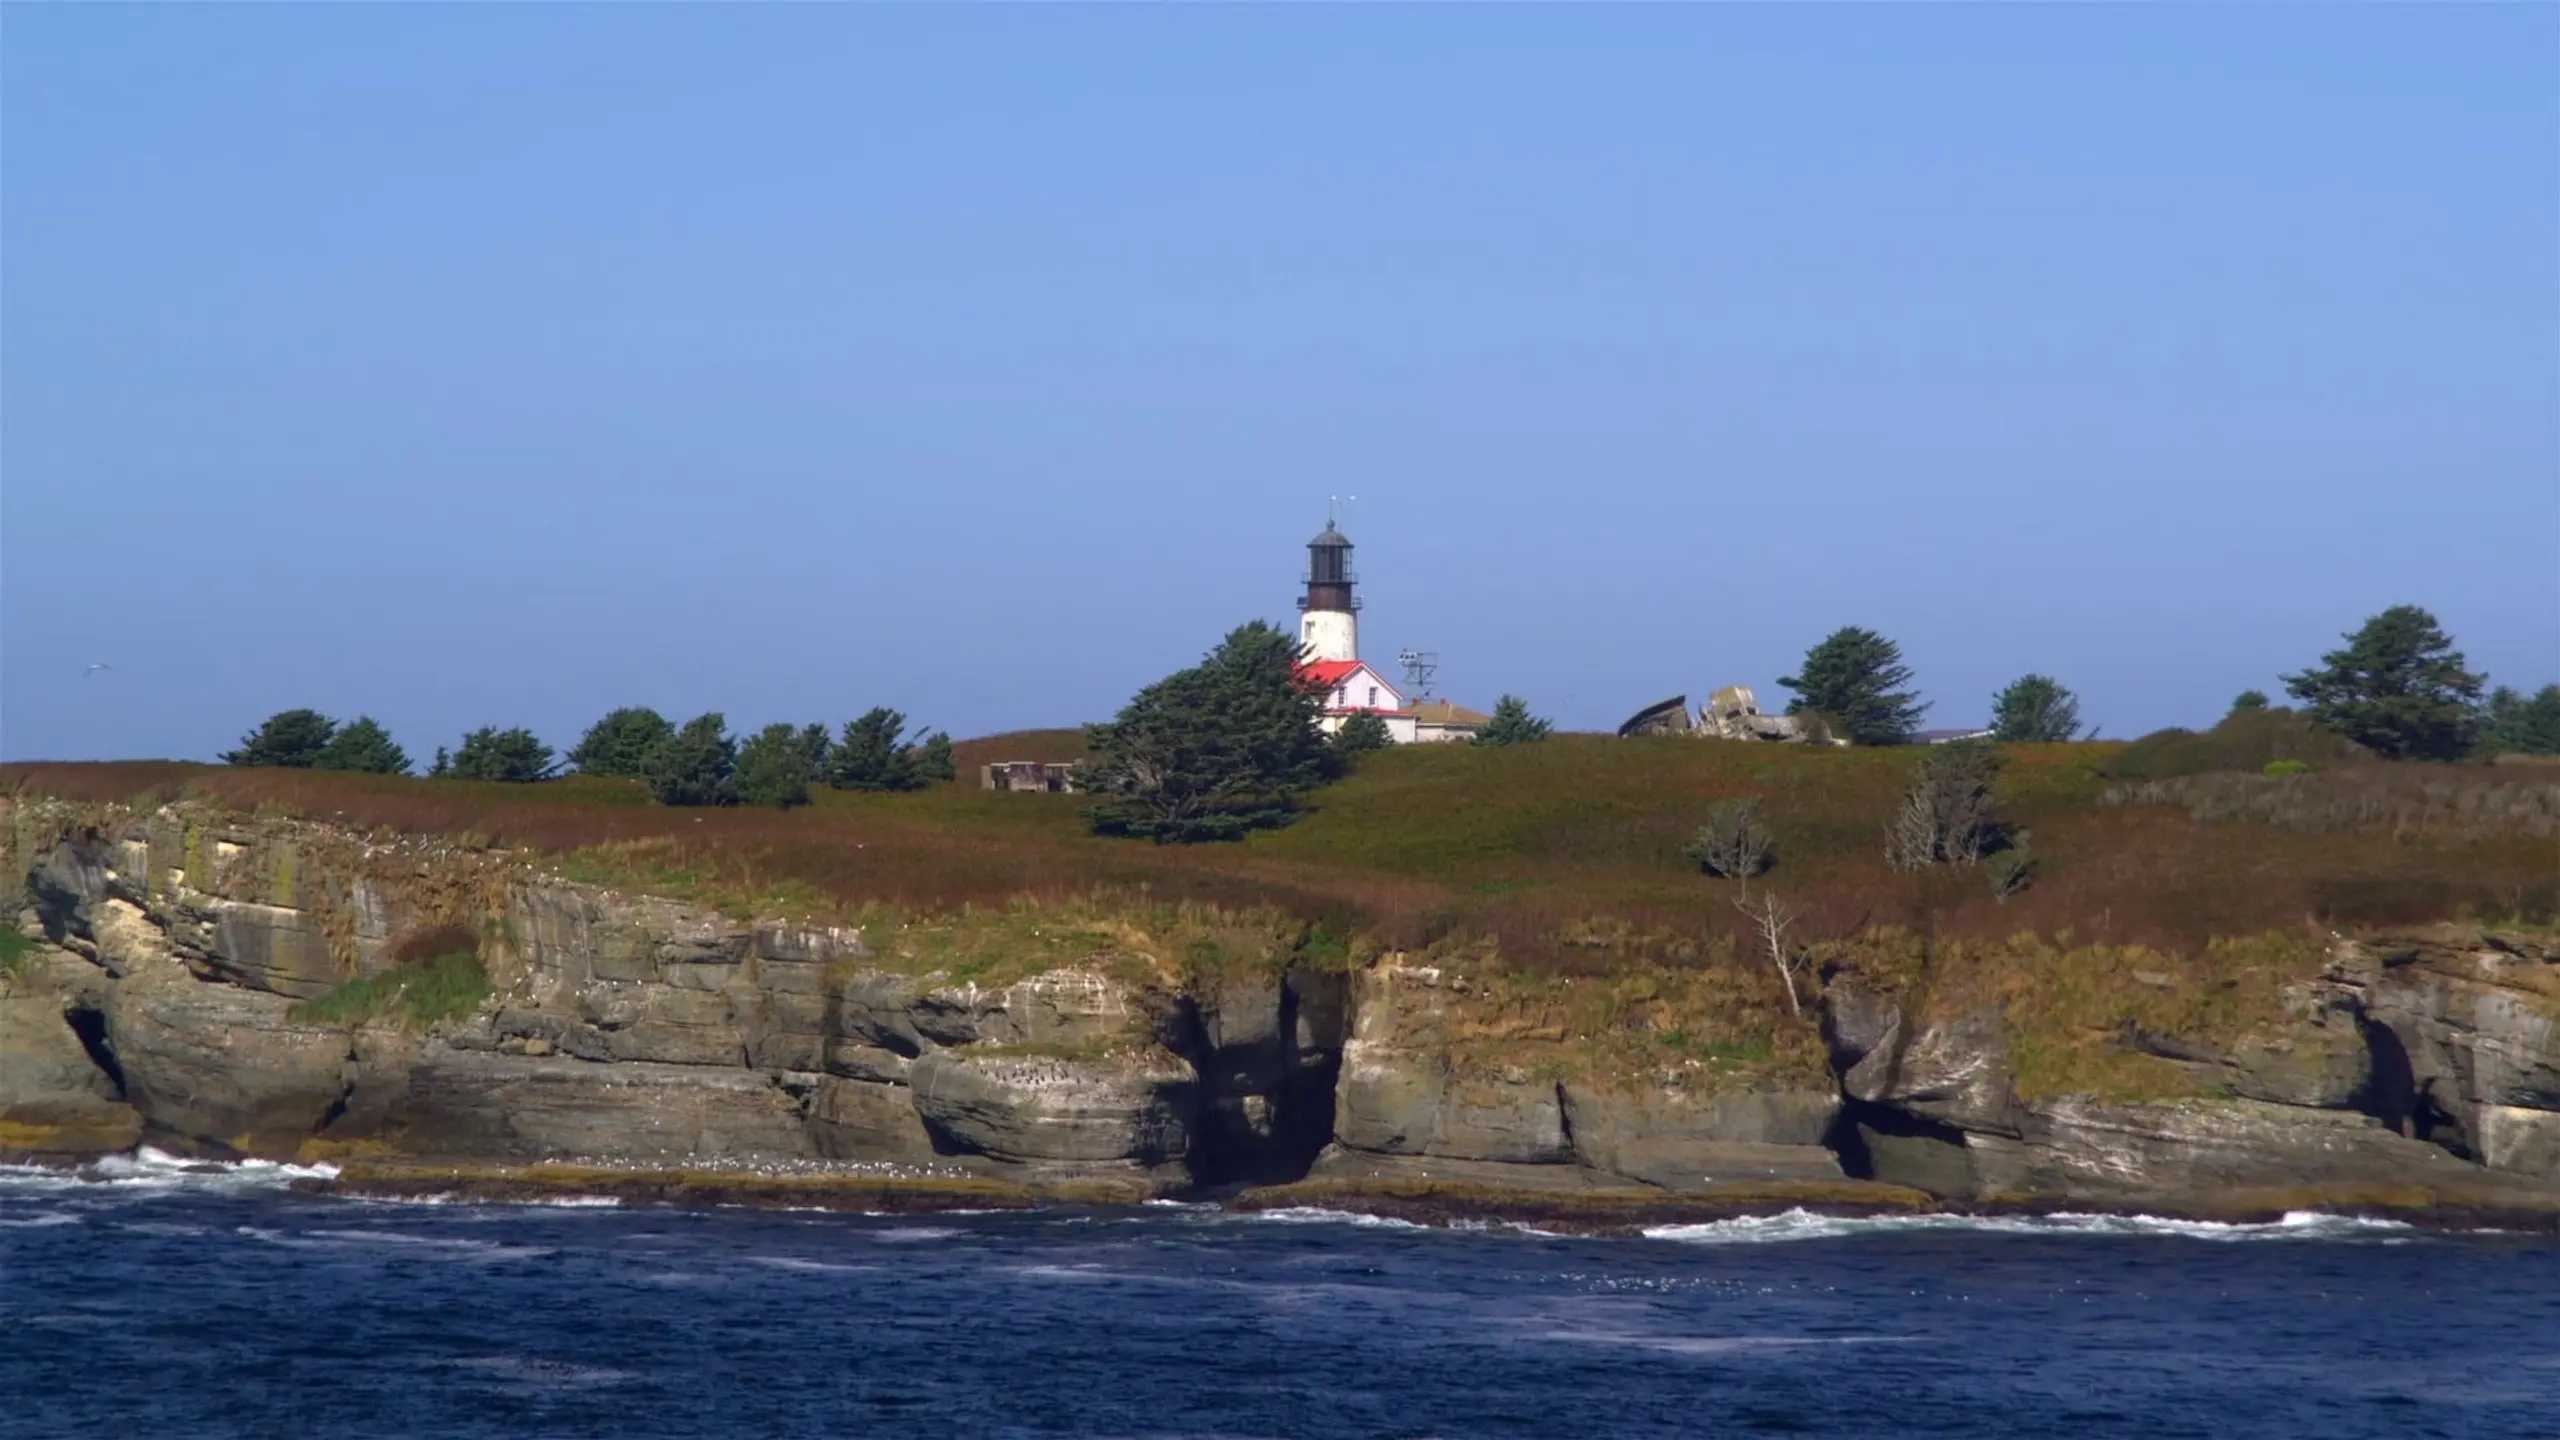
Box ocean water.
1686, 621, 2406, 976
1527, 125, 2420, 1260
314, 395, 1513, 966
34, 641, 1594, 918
5, 1153, 2558, 1439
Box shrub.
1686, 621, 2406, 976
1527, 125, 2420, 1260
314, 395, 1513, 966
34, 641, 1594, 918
448, 727, 556, 783
2263, 758, 2310, 777
2101, 768, 2560, 839
1474, 695, 1552, 747
223, 710, 335, 768
734, 723, 816, 808
2283, 604, 2484, 761
1085, 621, 1338, 843
314, 717, 410, 775
1684, 798, 1775, 880
1987, 846, 2038, 903
2099, 707, 2367, 782
567, 708, 675, 778
645, 713, 737, 806
1779, 627, 1926, 746
1333, 712, 1393, 756
1886, 740, 2005, 870
2231, 690, 2271, 714
1990, 675, 2084, 743
0, 928, 35, 981
289, 949, 490, 1031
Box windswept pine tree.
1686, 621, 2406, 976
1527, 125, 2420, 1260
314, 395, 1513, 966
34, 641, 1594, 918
567, 708, 675, 778
1084, 621, 1338, 842
222, 710, 336, 768
2283, 605, 2483, 760
1779, 628, 1927, 746
314, 716, 411, 775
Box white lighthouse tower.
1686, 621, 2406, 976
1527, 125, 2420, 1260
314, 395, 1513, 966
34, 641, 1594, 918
1296, 522, 1360, 663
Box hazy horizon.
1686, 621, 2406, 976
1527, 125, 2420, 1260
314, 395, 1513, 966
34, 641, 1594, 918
6, 7, 2554, 763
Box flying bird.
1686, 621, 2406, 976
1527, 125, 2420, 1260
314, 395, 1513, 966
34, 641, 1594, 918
82, 662, 113, 677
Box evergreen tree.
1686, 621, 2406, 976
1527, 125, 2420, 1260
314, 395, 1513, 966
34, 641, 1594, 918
1333, 712, 1393, 755
645, 713, 737, 806
1084, 620, 1338, 842
914, 730, 957, 783
796, 723, 834, 779
2230, 690, 2271, 714
830, 708, 921, 792
1778, 627, 1927, 746
2483, 684, 2560, 757
2282, 605, 2484, 760
1989, 675, 2084, 743
734, 723, 816, 808
223, 709, 336, 768
314, 716, 411, 775
428, 747, 451, 779
567, 708, 674, 778
1473, 695, 1552, 747
448, 727, 556, 782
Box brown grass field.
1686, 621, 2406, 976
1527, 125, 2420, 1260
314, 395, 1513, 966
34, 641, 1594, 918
9, 719, 2555, 971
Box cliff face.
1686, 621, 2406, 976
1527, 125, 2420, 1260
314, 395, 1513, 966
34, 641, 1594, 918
3, 797, 2554, 1212
0, 799, 1340, 1189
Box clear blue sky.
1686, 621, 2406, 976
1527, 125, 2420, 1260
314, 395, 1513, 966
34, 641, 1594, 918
5, 6, 2553, 761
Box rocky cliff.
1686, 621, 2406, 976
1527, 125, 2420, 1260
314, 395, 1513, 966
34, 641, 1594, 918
4, 797, 2554, 1217
0, 798, 1339, 1191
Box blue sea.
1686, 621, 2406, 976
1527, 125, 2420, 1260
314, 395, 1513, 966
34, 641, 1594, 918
4, 1152, 2557, 1439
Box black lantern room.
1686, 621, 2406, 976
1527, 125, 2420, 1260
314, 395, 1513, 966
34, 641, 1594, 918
1299, 523, 1360, 614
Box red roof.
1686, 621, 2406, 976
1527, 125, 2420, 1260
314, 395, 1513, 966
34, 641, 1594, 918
1297, 660, 1367, 688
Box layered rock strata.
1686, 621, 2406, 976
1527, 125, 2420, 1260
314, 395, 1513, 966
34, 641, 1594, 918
4, 797, 2554, 1217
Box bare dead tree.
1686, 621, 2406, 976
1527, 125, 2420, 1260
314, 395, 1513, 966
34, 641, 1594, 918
1685, 797, 1776, 884
1733, 888, 1805, 1018
1885, 740, 2005, 869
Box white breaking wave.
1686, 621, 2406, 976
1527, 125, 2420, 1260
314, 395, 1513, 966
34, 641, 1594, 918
0, 1211, 84, 1228
1243, 1206, 1433, 1232
748, 1254, 879, 1274
1641, 1207, 2419, 1246
0, 1147, 337, 1199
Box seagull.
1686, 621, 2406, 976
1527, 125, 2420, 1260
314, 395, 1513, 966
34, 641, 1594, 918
82, 662, 112, 677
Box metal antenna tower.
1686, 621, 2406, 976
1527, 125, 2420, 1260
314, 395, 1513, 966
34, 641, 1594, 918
1397, 649, 1438, 701
1328, 493, 1358, 528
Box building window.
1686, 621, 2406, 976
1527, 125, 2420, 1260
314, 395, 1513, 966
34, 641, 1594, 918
1368, 685, 1379, 707
1336, 687, 1347, 706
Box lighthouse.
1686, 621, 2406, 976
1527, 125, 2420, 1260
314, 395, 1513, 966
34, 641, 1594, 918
1296, 522, 1360, 663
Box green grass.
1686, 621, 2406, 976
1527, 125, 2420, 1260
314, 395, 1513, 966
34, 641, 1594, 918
0, 928, 35, 982
11, 728, 2556, 973
289, 950, 492, 1031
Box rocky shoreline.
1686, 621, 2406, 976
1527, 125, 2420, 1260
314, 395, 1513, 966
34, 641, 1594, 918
5, 796, 2555, 1228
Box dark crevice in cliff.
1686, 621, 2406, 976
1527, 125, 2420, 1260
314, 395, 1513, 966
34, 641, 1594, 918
315, 1080, 353, 1136
2356, 1017, 2418, 1137
62, 1006, 127, 1101
1830, 1097, 1974, 1196
1821, 1104, 1873, 1179
1173, 975, 1344, 1189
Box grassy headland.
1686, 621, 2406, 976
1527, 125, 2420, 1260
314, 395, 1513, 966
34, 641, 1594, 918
9, 723, 2552, 967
